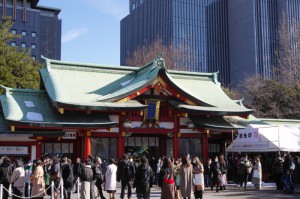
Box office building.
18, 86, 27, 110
0, 0, 61, 62
121, 0, 300, 87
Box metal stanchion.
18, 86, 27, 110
61, 179, 64, 199
51, 181, 55, 199
77, 179, 80, 199
0, 184, 3, 199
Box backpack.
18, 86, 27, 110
141, 167, 151, 185
0, 166, 11, 184
126, 163, 135, 180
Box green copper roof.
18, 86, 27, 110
0, 87, 117, 129
40, 57, 252, 115
191, 116, 245, 130
40, 58, 149, 110
168, 99, 252, 115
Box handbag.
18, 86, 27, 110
194, 173, 203, 185
253, 170, 260, 178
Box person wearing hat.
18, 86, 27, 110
133, 156, 154, 199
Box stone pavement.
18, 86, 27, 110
63, 182, 299, 199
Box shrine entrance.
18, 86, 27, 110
124, 136, 160, 159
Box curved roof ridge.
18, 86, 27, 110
42, 56, 139, 72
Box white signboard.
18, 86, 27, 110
237, 127, 259, 142
0, 146, 28, 154
62, 132, 77, 139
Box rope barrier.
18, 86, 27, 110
1, 183, 52, 199
0, 177, 81, 199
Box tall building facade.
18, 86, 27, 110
0, 0, 61, 62
121, 0, 230, 85
121, 0, 300, 87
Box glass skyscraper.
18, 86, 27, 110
121, 0, 300, 87
0, 0, 61, 62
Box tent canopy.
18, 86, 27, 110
226, 124, 300, 152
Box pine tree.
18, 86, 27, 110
0, 17, 42, 93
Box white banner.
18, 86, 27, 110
231, 142, 269, 150
0, 146, 28, 154
237, 128, 259, 142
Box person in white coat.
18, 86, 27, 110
104, 158, 118, 199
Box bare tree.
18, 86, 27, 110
124, 38, 193, 71
274, 16, 300, 86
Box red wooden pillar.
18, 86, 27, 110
173, 116, 179, 159
117, 133, 125, 160
173, 132, 179, 159
83, 131, 91, 161
202, 133, 209, 162
36, 140, 42, 159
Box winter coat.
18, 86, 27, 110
179, 164, 193, 198
80, 165, 93, 182
272, 157, 284, 174
62, 163, 74, 189
252, 162, 262, 185
211, 162, 221, 183
73, 162, 83, 176
31, 165, 45, 198
0, 161, 12, 184
105, 163, 117, 191
133, 163, 154, 194
11, 167, 25, 190
293, 161, 300, 184
160, 167, 175, 199
117, 158, 135, 182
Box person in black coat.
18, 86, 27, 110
133, 156, 154, 199
117, 154, 135, 199
61, 157, 74, 199
272, 153, 284, 190
0, 156, 12, 199
282, 152, 294, 194
73, 158, 82, 193
210, 156, 221, 192
94, 157, 106, 199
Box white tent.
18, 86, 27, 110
226, 124, 300, 152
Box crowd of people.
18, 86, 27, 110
0, 151, 299, 199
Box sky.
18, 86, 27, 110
39, 0, 129, 66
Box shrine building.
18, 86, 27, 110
0, 56, 253, 162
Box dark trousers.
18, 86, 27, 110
204, 174, 211, 187
73, 175, 79, 192
282, 174, 294, 193
25, 182, 32, 197
12, 187, 23, 199
2, 182, 10, 199
239, 174, 249, 188
136, 191, 150, 199
274, 173, 283, 190
63, 188, 72, 199
121, 180, 132, 199
95, 181, 106, 199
